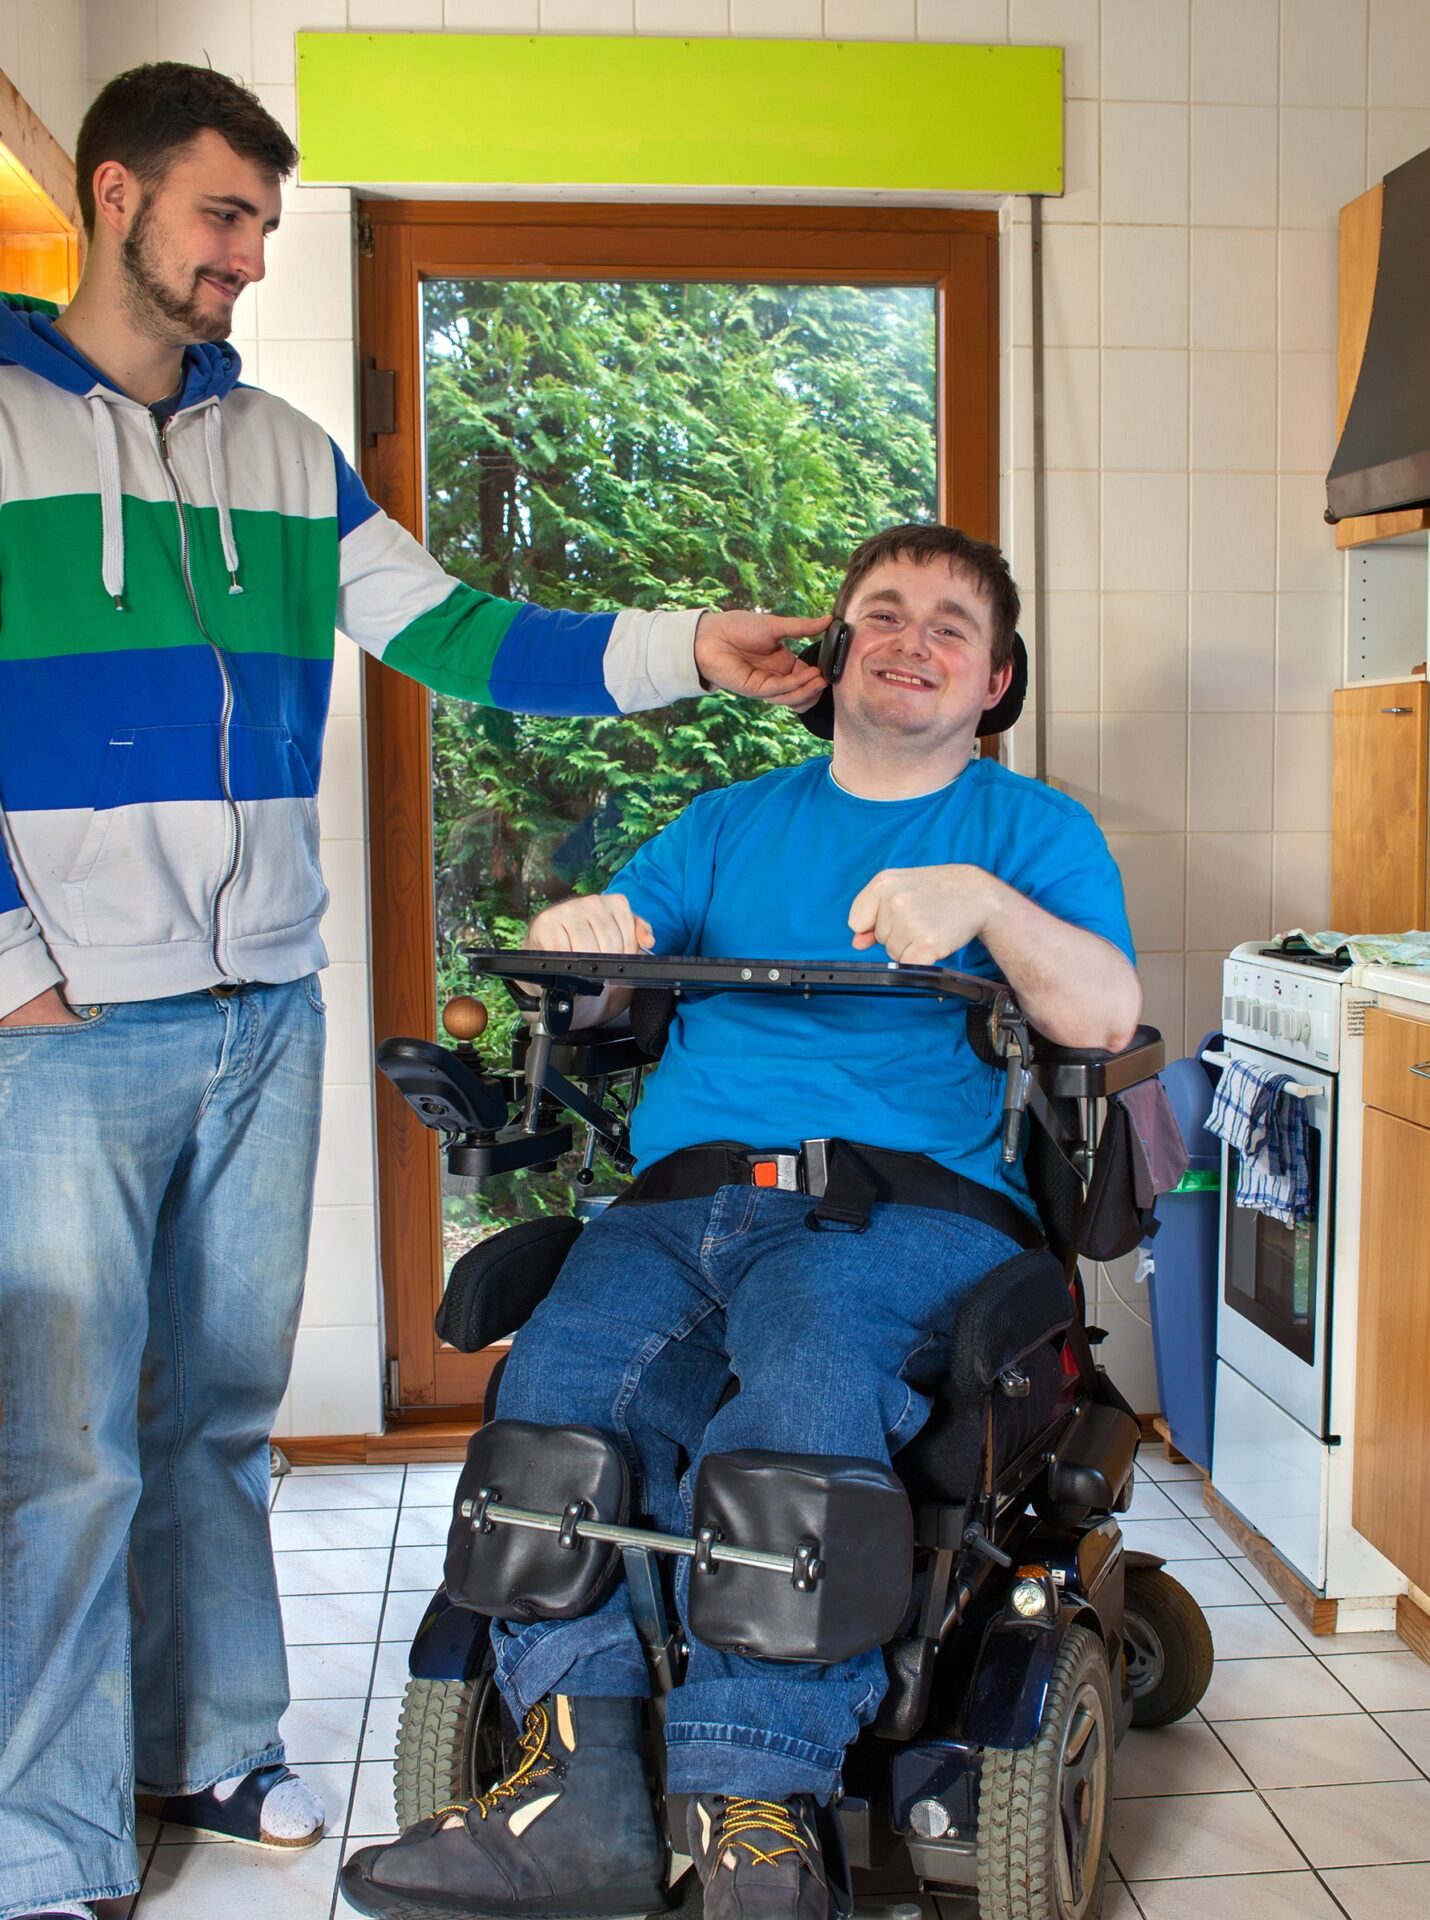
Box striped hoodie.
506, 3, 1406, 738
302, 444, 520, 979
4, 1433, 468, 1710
0, 299, 702, 1016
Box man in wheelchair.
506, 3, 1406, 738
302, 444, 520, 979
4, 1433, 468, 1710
343, 526, 1153, 1920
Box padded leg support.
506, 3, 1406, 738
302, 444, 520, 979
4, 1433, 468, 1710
445, 1420, 631, 1621
687, 1451, 913, 1664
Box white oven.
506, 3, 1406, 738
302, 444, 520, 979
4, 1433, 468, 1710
1215, 1036, 1334, 1439
1210, 947, 1404, 1611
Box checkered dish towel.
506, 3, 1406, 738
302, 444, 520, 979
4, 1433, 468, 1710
1205, 1059, 1311, 1227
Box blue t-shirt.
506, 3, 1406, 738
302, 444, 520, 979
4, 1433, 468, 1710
608, 754, 1135, 1218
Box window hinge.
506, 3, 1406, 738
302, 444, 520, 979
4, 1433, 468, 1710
356, 211, 375, 257
362, 358, 397, 444
385, 1356, 401, 1417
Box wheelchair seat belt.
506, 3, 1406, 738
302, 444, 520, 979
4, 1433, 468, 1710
613, 1137, 1042, 1249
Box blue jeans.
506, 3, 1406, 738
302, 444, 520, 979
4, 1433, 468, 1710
0, 981, 324, 1917
491, 1187, 1018, 1803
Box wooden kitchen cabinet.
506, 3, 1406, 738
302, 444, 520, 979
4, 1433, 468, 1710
1352, 1008, 1430, 1592
1331, 680, 1428, 933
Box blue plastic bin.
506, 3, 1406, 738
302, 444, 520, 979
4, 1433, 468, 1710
1143, 1031, 1222, 1471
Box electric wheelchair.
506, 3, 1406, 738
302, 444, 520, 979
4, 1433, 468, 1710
374, 951, 1214, 1920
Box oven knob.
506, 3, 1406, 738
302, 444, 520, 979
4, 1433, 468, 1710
1249, 1001, 1265, 1030
1266, 1007, 1283, 1038
1286, 1010, 1306, 1042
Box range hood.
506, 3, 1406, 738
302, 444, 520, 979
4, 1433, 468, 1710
1326, 146, 1430, 523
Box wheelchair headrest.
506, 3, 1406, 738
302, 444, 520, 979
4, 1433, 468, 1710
794, 632, 1028, 743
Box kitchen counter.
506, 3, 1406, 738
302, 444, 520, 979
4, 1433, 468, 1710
1353, 962, 1430, 1005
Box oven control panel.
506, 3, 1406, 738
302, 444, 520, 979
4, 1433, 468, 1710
1221, 958, 1340, 1069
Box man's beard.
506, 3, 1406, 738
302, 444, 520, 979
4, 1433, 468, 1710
120, 195, 234, 345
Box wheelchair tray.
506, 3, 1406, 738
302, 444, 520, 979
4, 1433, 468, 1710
463, 947, 1008, 1007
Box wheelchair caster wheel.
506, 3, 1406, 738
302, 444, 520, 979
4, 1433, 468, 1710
1122, 1565, 1214, 1728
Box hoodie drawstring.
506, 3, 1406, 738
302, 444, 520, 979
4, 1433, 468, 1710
88, 394, 126, 611
204, 402, 244, 594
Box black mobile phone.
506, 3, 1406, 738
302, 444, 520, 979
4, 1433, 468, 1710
818, 616, 853, 685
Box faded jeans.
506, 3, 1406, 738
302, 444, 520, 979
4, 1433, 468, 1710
0, 981, 324, 1917
490, 1187, 1018, 1803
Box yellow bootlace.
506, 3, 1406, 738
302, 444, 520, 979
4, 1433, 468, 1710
433, 1701, 559, 1824
717, 1798, 814, 1870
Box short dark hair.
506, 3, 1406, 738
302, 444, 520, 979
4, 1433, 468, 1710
835, 523, 1021, 670
76, 63, 299, 238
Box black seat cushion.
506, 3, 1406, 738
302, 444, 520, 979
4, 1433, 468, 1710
435, 1216, 582, 1352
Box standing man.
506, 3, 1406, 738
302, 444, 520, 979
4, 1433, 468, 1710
0, 63, 824, 1920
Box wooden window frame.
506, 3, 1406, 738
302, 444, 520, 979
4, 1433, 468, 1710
356, 200, 999, 1419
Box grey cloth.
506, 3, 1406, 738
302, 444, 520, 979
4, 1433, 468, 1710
1119, 1080, 1191, 1211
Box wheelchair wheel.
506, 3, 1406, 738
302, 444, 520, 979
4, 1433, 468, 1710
977, 1625, 1112, 1920
1122, 1565, 1214, 1728
393, 1660, 504, 1829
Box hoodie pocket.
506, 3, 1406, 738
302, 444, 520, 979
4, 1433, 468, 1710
219, 725, 330, 940
62, 725, 229, 949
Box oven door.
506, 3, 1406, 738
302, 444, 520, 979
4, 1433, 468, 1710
1215, 1039, 1334, 1438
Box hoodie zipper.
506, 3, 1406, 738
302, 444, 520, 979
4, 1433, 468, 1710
153, 409, 244, 980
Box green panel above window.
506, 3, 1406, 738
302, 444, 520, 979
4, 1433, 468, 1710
295, 34, 1063, 195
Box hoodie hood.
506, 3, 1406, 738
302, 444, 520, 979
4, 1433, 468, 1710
0, 294, 247, 608
0, 295, 242, 407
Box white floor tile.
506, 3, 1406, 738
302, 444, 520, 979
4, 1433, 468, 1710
348, 1758, 400, 1838
1193, 1513, 1242, 1556
361, 1695, 404, 1767
1162, 1477, 1213, 1518
379, 1587, 434, 1642
1227, 1557, 1285, 1603
1138, 1449, 1205, 1482
1264, 1779, 1430, 1868
1200, 1655, 1360, 1721
372, 1638, 415, 1697
285, 1640, 377, 1700
270, 1507, 398, 1553
401, 1468, 461, 1507
1321, 1862, 1430, 1919
1272, 1606, 1406, 1657
396, 1505, 452, 1546
275, 1547, 393, 1596
281, 1590, 385, 1645
1100, 1885, 1141, 1919
278, 1693, 367, 1763
1125, 1476, 1182, 1521
389, 1544, 446, 1592
1377, 1710, 1430, 1776
1111, 1789, 1305, 1878
1161, 1558, 1260, 1607
1129, 1872, 1345, 1919
138, 1836, 344, 1913
1206, 1604, 1306, 1660
1119, 1516, 1225, 1560
273, 1471, 404, 1512
1215, 1713, 1419, 1789
1113, 1720, 1249, 1797
1321, 1654, 1430, 1714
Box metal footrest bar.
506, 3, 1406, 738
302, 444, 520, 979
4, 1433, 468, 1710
458, 1488, 825, 1589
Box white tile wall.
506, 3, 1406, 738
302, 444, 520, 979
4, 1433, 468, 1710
1191, 0, 1277, 105
1191, 227, 1278, 351
66, 0, 1407, 1431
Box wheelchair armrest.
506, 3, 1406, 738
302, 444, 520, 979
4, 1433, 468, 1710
1031, 1024, 1164, 1100
512, 1020, 656, 1080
